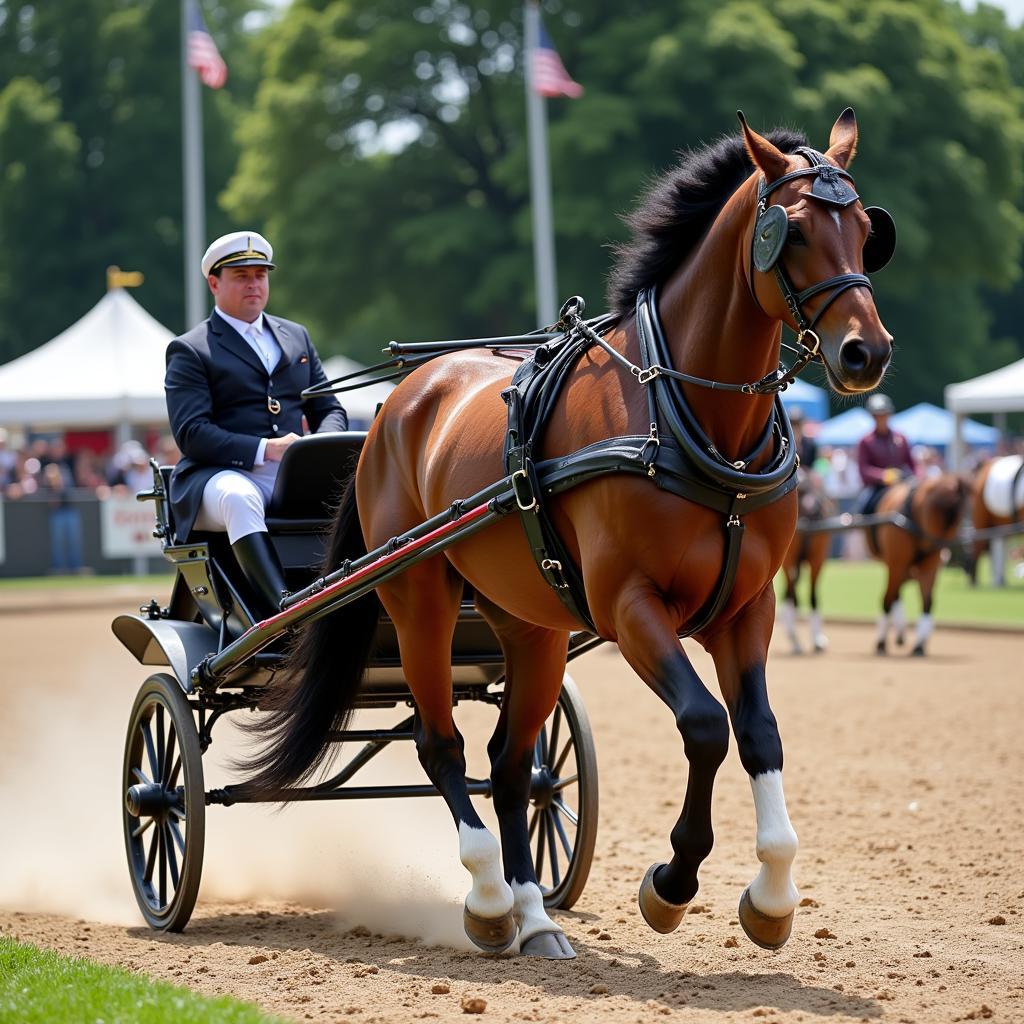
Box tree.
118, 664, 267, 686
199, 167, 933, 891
0, 0, 264, 356
225, 0, 1024, 407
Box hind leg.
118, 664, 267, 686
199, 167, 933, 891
876, 560, 908, 655
807, 542, 829, 653
781, 562, 802, 655
911, 559, 940, 656
477, 596, 575, 959
380, 560, 515, 953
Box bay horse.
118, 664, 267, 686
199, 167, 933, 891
242, 110, 893, 958
965, 455, 1023, 585
780, 471, 836, 654
870, 473, 969, 656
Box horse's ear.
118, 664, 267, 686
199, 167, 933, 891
825, 107, 858, 169
737, 111, 789, 183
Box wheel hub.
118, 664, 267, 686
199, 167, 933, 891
126, 782, 180, 818
530, 766, 555, 809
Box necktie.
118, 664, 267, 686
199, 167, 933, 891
247, 326, 270, 371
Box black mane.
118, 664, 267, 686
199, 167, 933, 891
608, 128, 807, 313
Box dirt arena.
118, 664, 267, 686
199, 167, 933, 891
1, 591, 1022, 1024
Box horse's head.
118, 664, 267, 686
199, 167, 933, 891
739, 109, 894, 395
923, 471, 971, 535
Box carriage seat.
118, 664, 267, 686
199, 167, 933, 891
264, 430, 366, 532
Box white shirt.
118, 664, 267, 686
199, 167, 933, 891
215, 307, 284, 467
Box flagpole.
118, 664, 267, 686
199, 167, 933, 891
524, 1, 558, 328
181, 0, 206, 329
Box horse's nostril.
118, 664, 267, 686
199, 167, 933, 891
839, 338, 870, 373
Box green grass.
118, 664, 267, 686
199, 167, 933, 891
777, 557, 1024, 627
0, 573, 171, 590
0, 938, 287, 1024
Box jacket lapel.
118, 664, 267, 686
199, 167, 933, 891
209, 310, 267, 377
265, 315, 300, 371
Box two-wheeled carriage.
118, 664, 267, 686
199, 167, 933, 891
113, 430, 600, 932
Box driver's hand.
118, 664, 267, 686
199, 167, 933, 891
882, 467, 899, 484
265, 433, 301, 461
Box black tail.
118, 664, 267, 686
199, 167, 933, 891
236, 476, 380, 794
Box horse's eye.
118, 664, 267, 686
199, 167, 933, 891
787, 225, 806, 245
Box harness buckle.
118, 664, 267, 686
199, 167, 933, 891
541, 558, 570, 588
636, 366, 661, 385
797, 328, 821, 357
510, 468, 538, 513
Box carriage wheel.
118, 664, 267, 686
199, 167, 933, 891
122, 673, 205, 932
529, 673, 598, 910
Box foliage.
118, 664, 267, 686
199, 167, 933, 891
0, 937, 287, 1023
0, 0, 264, 361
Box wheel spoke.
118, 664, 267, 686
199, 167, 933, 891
552, 738, 574, 776
547, 705, 562, 771
158, 822, 167, 907
132, 816, 154, 840
131, 766, 152, 786
552, 772, 579, 793
168, 817, 186, 856
528, 806, 539, 839
552, 806, 574, 860
156, 706, 165, 784
167, 754, 182, 790
534, 808, 547, 881
552, 797, 578, 826
162, 726, 177, 788
164, 823, 180, 889
545, 812, 561, 887
141, 720, 158, 784
144, 822, 159, 883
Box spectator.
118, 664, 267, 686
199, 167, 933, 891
42, 462, 84, 573
0, 428, 16, 487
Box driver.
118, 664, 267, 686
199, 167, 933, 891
164, 230, 347, 617
855, 393, 916, 515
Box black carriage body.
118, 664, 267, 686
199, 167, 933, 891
113, 432, 599, 931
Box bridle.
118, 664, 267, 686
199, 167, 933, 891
562, 147, 896, 399
748, 146, 895, 387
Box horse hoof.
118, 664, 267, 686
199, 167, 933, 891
875, 641, 887, 656
896, 633, 906, 647
738, 888, 793, 950
911, 644, 926, 657
464, 906, 517, 953
520, 930, 576, 960
638, 863, 688, 934
813, 640, 828, 654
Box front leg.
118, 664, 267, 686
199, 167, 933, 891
709, 591, 799, 949
613, 590, 730, 933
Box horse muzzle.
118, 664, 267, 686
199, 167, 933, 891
823, 331, 893, 393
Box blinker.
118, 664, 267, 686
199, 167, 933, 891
752, 205, 789, 274
862, 206, 896, 273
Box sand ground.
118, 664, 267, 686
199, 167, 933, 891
1, 595, 1021, 1023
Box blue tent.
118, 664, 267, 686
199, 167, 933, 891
815, 407, 874, 446
780, 378, 829, 421
890, 402, 999, 448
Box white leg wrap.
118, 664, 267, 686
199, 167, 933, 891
875, 612, 890, 644
891, 599, 906, 637
781, 599, 800, 650
913, 613, 934, 646
511, 880, 560, 945
458, 822, 513, 918
810, 610, 827, 650
748, 771, 799, 918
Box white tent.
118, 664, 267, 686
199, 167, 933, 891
321, 355, 395, 427
944, 356, 1024, 467
0, 288, 171, 429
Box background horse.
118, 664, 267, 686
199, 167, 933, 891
780, 471, 836, 654
870, 473, 969, 656
241, 111, 892, 959
965, 455, 1023, 585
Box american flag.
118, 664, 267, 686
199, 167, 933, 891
531, 18, 583, 99
187, 0, 227, 90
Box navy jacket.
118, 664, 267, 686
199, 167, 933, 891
165, 309, 347, 541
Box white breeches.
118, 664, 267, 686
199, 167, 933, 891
194, 463, 280, 544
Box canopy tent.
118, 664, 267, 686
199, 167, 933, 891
890, 402, 999, 449
815, 407, 873, 446
944, 357, 1023, 468
779, 378, 829, 422
0, 289, 171, 429
321, 355, 396, 427
816, 402, 998, 450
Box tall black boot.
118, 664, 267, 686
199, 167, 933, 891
231, 531, 288, 620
